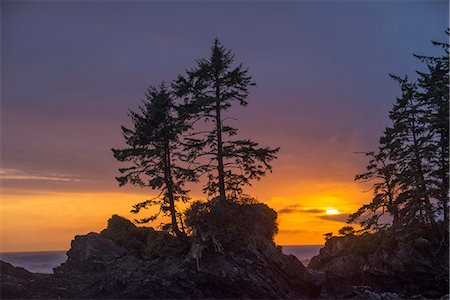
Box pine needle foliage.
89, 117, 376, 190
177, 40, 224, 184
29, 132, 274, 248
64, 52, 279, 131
173, 39, 279, 200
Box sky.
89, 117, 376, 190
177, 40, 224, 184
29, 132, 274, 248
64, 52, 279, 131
1, 0, 448, 252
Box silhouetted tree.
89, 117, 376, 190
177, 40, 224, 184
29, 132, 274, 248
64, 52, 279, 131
388, 75, 436, 225
350, 36, 449, 230
349, 128, 399, 230
173, 39, 279, 200
415, 38, 449, 223
112, 83, 195, 237
338, 226, 356, 237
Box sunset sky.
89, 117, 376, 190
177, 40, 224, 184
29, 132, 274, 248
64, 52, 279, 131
1, 1, 448, 252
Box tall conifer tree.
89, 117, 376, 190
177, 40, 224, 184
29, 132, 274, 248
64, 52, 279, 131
388, 75, 436, 225
350, 128, 399, 230
112, 84, 194, 237
174, 39, 279, 200
415, 39, 449, 223
350, 36, 448, 230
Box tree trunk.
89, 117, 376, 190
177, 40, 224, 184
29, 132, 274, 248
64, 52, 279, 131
438, 99, 449, 223
178, 213, 186, 234
408, 99, 435, 225
440, 140, 449, 223
164, 140, 182, 237
215, 81, 226, 201
381, 159, 399, 226
386, 182, 399, 226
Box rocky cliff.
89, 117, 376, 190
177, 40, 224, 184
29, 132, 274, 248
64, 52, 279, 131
2, 212, 448, 299
309, 223, 449, 299
1, 212, 320, 299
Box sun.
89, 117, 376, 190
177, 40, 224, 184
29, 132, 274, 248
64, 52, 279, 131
325, 209, 339, 215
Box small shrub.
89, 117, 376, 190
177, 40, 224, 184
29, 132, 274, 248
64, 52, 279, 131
184, 198, 278, 252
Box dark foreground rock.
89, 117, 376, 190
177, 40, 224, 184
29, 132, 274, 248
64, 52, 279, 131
309, 222, 449, 299
2, 209, 448, 299
0, 261, 72, 299
1, 212, 320, 299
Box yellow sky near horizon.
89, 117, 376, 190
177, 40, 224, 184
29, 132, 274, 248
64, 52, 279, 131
0, 178, 369, 252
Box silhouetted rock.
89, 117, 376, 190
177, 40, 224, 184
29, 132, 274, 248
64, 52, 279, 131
2, 210, 320, 299
0, 261, 69, 299
309, 223, 449, 299
1, 261, 35, 298
54, 211, 319, 299
55, 232, 127, 274
3, 211, 447, 299
100, 214, 156, 256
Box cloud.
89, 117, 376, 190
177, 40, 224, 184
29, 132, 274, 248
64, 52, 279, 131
277, 207, 298, 214
278, 229, 323, 235
319, 213, 350, 223
301, 208, 324, 213
0, 168, 82, 182
277, 205, 323, 214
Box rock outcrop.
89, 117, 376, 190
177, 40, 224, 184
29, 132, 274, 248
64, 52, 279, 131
0, 261, 70, 299
2, 211, 448, 299
309, 223, 449, 299
2, 213, 320, 299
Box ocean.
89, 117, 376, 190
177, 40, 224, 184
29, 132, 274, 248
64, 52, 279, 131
0, 251, 67, 274
282, 245, 322, 262
0, 245, 322, 274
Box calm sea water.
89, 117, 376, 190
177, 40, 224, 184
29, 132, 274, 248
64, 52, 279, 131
0, 245, 322, 274
0, 251, 67, 274
282, 245, 322, 261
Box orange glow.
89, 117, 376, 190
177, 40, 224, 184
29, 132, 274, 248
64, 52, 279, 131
260, 181, 368, 246
0, 191, 162, 252
0, 178, 370, 252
